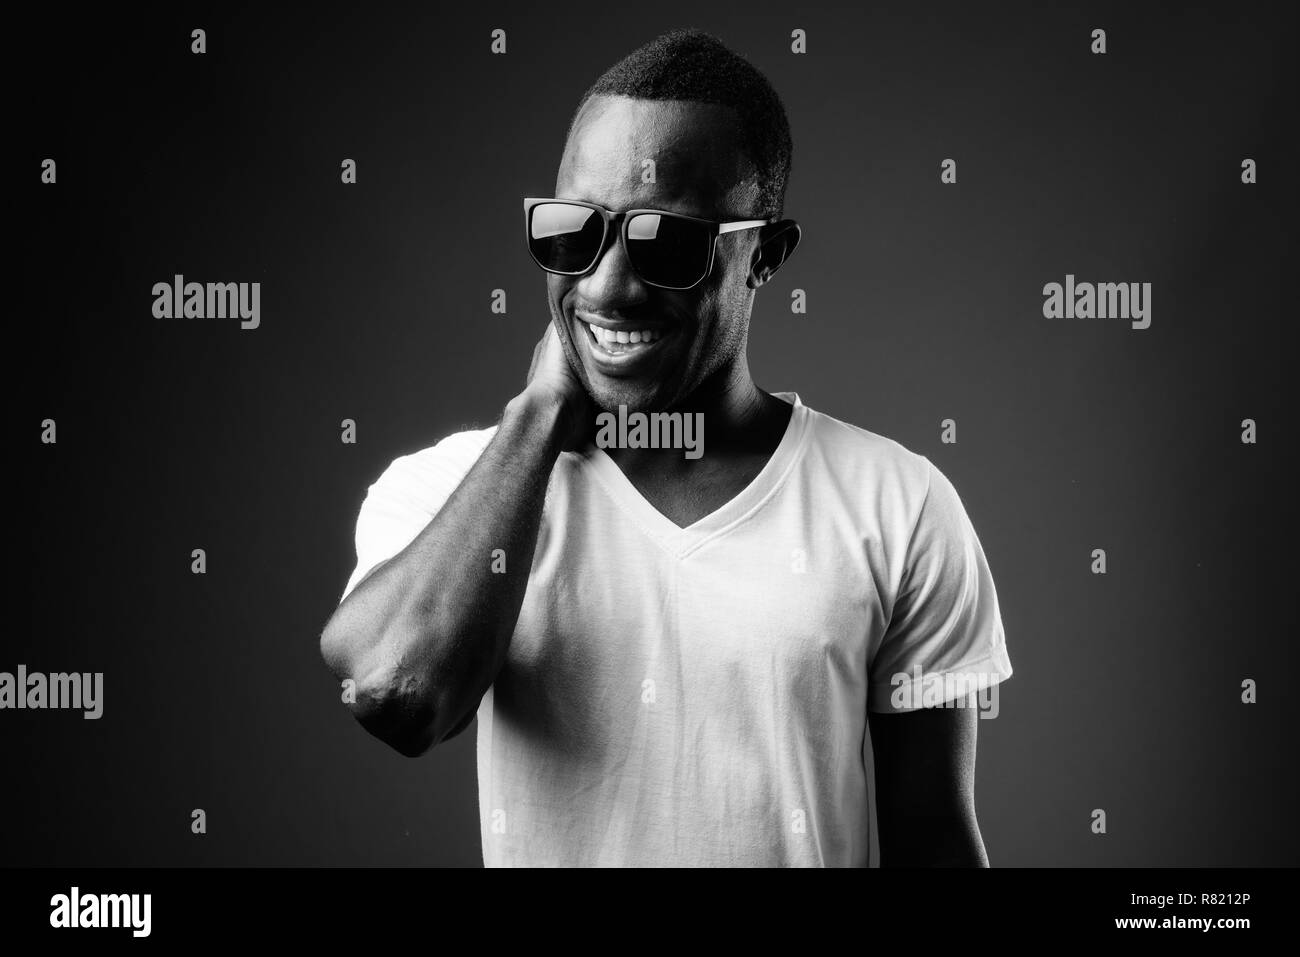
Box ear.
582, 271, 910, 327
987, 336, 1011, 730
746, 221, 801, 289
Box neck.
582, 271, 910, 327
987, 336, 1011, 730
671, 353, 770, 446
602, 352, 790, 471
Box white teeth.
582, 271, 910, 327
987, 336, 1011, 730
585, 322, 664, 346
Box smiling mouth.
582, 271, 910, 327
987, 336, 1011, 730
576, 315, 677, 367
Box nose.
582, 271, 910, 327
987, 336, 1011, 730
577, 226, 649, 306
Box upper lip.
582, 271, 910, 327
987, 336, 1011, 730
575, 309, 673, 333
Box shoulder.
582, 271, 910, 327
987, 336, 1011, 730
367, 425, 499, 494
799, 405, 989, 560
795, 398, 934, 497
787, 398, 980, 561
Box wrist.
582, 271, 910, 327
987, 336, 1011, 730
504, 389, 570, 449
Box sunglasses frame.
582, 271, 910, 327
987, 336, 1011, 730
524, 197, 773, 291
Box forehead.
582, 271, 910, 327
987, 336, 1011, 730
557, 94, 758, 219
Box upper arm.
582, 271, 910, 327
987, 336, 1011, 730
338, 429, 496, 604
868, 703, 987, 866
868, 459, 1012, 713
864, 458, 1010, 865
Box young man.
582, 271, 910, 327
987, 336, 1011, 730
320, 29, 1013, 866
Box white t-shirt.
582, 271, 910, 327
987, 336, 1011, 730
341, 392, 1012, 867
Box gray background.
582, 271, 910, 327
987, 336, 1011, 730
12, 0, 1295, 865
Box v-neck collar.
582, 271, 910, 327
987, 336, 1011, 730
570, 392, 811, 560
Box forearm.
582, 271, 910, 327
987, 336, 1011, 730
869, 706, 987, 866
320, 392, 566, 754
876, 803, 989, 867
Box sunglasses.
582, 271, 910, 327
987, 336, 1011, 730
524, 197, 772, 291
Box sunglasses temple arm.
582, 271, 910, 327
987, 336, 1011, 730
717, 220, 771, 234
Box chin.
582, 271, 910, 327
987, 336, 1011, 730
586, 378, 676, 416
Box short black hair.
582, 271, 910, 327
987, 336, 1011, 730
567, 28, 793, 221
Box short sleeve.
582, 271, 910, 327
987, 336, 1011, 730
868, 457, 1013, 713
339, 427, 497, 603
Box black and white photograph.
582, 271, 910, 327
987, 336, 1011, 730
7, 0, 1295, 939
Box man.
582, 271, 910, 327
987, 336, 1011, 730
320, 28, 1013, 867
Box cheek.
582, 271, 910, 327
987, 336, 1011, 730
546, 281, 574, 340
689, 289, 738, 355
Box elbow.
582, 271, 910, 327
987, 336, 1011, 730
318, 617, 353, 684
319, 620, 446, 759
360, 695, 440, 758
354, 667, 442, 758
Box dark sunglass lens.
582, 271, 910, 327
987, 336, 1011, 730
626, 213, 711, 288
529, 203, 604, 273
